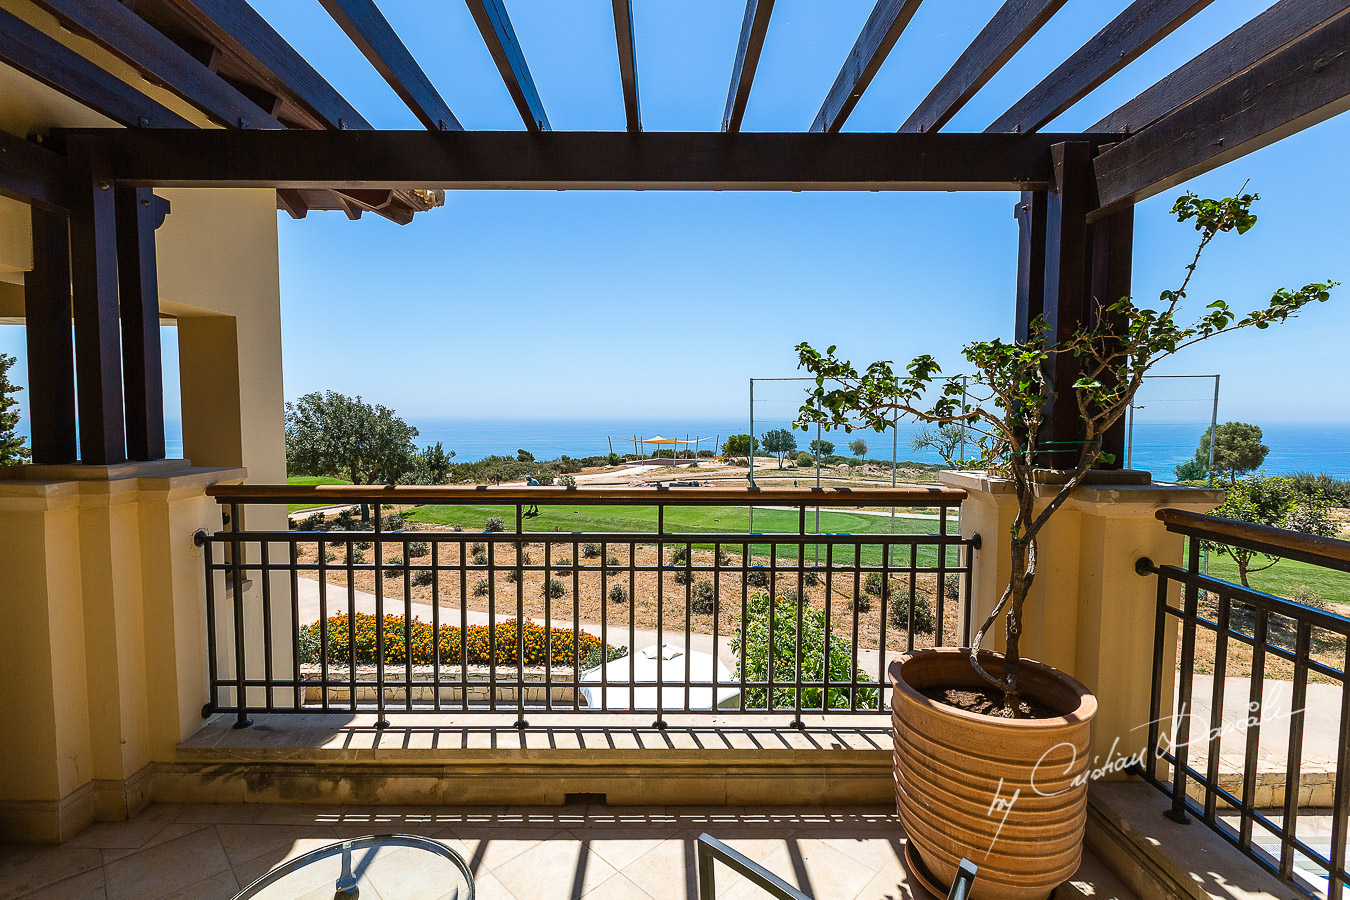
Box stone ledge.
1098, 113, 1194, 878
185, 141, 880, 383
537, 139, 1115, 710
165, 713, 894, 806
1086, 781, 1292, 900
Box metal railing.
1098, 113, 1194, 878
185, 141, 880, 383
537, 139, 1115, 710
199, 484, 974, 729
1139, 508, 1350, 900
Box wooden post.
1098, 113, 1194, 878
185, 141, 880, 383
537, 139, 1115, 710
1088, 206, 1134, 469
1037, 142, 1093, 470
67, 141, 126, 465
116, 186, 166, 461
23, 207, 77, 464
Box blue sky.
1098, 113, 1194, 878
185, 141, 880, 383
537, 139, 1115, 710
3, 1, 1347, 426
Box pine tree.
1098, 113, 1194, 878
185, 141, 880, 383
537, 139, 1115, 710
0, 353, 31, 465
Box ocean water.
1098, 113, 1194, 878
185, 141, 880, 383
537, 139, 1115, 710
55, 418, 1350, 480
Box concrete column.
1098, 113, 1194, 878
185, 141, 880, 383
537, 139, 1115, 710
941, 471, 1224, 772
0, 462, 244, 842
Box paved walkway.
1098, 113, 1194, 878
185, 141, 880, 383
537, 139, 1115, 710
0, 801, 1135, 900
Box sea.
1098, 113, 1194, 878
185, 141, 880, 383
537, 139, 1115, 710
142, 417, 1350, 479
20, 417, 1347, 479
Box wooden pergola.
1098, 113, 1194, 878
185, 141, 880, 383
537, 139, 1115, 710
1, 0, 1346, 470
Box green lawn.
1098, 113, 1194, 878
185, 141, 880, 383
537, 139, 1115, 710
1198, 545, 1350, 609
407, 503, 962, 567
286, 475, 352, 513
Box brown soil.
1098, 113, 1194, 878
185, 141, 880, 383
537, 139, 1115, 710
919, 685, 1060, 719
294, 531, 963, 653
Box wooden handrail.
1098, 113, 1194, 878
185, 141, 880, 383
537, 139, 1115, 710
206, 483, 967, 508
1156, 508, 1350, 569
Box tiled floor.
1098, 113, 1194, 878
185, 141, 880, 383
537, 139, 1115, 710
1, 803, 1134, 900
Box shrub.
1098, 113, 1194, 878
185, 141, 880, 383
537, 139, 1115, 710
406, 541, 430, 558
609, 584, 629, 604
333, 509, 358, 530
350, 548, 366, 564
853, 593, 872, 613
669, 546, 690, 566
381, 513, 406, 531
517, 549, 533, 566
863, 571, 886, 596
323, 548, 336, 563
517, 449, 534, 463
411, 569, 435, 587
469, 542, 486, 555
1291, 585, 1330, 609
581, 542, 601, 558
505, 570, 519, 583
355, 540, 372, 551
731, 593, 876, 711
298, 512, 327, 531
746, 569, 768, 587
605, 554, 623, 575
580, 644, 629, 670
944, 574, 961, 601
778, 588, 802, 607
727, 457, 748, 467
558, 474, 577, 488
471, 548, 488, 566
795, 452, 814, 468
691, 580, 716, 614
299, 613, 616, 668
697, 449, 715, 458
715, 546, 733, 567
542, 578, 566, 599
559, 455, 583, 474
472, 578, 490, 597
887, 586, 935, 634
802, 570, 822, 588
536, 474, 555, 486
484, 517, 505, 533
553, 556, 573, 576
606, 452, 621, 466
452, 524, 464, 532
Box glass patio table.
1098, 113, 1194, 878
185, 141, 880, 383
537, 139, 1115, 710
230, 833, 474, 899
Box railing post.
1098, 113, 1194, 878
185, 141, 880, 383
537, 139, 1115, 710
1166, 540, 1201, 823
373, 510, 389, 729
228, 502, 251, 728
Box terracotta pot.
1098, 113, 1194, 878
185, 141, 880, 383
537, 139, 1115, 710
890, 648, 1097, 900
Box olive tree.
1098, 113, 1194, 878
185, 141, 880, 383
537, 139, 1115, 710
761, 428, 797, 468
285, 390, 420, 485
1208, 474, 1336, 586
795, 192, 1334, 715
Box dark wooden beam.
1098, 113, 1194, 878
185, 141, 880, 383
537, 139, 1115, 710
0, 131, 68, 211
1014, 190, 1047, 344
29, 0, 284, 129
115, 186, 165, 461
900, 0, 1067, 134
1038, 142, 1093, 470
463, 0, 550, 131
987, 0, 1215, 134
24, 207, 78, 465
1093, 11, 1350, 214
722, 0, 774, 133
318, 0, 462, 131
66, 143, 126, 465
610, 0, 640, 132
167, 0, 371, 130
0, 7, 193, 129
1088, 207, 1133, 469
1091, 0, 1350, 135
84, 129, 1116, 191
810, 0, 923, 133
276, 188, 309, 219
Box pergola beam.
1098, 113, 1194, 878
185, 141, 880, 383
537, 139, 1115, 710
167, 0, 371, 130
318, 0, 462, 131
1091, 0, 1350, 135
988, 0, 1215, 134
722, 0, 774, 133
0, 7, 193, 129
900, 0, 1067, 134
29, 0, 284, 130
72, 129, 1116, 191
0, 130, 69, 211
810, 0, 923, 133
1093, 10, 1350, 215
610, 0, 640, 132
463, 0, 550, 131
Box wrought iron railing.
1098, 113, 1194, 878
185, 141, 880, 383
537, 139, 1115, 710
1139, 508, 1350, 900
199, 484, 974, 729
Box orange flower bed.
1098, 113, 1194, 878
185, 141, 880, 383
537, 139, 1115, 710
299, 612, 610, 668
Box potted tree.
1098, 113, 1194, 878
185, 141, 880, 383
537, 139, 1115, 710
794, 192, 1333, 899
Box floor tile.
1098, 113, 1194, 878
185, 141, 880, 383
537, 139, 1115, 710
450, 827, 563, 874
158, 869, 241, 900
582, 872, 656, 900
490, 834, 619, 900
13, 867, 106, 900
0, 846, 104, 900
567, 827, 680, 872
721, 837, 878, 900
357, 844, 475, 900
618, 833, 699, 900
64, 806, 185, 851
216, 823, 339, 868
102, 827, 231, 900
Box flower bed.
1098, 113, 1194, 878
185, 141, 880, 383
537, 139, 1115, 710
299, 613, 614, 668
